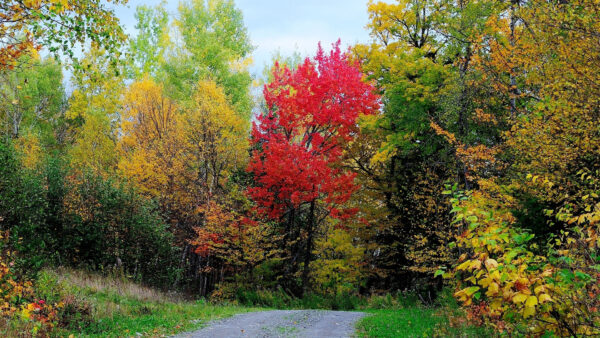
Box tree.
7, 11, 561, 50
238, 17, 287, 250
0, 0, 127, 70
67, 47, 124, 174
350, 0, 500, 292
128, 3, 170, 80
440, 0, 600, 335
118, 77, 252, 294
0, 56, 65, 141
247, 41, 379, 294
181, 79, 250, 292
185, 80, 248, 202
169, 0, 254, 116
118, 78, 187, 222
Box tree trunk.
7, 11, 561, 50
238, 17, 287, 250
301, 200, 316, 295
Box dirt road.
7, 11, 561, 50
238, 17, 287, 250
177, 310, 365, 338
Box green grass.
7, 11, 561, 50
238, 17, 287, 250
356, 308, 484, 337
356, 292, 492, 338
76, 298, 256, 337
32, 268, 260, 337
14, 269, 488, 337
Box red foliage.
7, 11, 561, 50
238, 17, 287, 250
247, 41, 379, 220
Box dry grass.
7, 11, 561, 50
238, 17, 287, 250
50, 267, 181, 304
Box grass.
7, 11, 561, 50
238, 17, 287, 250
356, 292, 492, 338
7, 268, 488, 337
31, 268, 260, 337
356, 308, 489, 338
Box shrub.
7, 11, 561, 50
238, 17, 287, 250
0, 140, 48, 275
61, 173, 180, 288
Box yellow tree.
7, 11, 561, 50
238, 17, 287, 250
67, 47, 124, 174
118, 78, 190, 227
185, 80, 248, 205
184, 80, 251, 293
118, 77, 252, 294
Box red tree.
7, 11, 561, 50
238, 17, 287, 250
247, 41, 379, 292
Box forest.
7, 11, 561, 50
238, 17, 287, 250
0, 0, 599, 336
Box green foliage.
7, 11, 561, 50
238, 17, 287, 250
140, 0, 254, 117
0, 138, 179, 288
0, 140, 48, 274
0, 0, 128, 71
128, 3, 170, 79
61, 173, 180, 288
0, 57, 65, 141
313, 228, 365, 296
233, 289, 365, 311
174, 0, 253, 113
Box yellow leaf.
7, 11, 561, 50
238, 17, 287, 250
470, 260, 482, 270
539, 294, 552, 303
485, 258, 498, 270
523, 305, 536, 318
490, 299, 503, 311
479, 276, 492, 288
463, 286, 480, 296
512, 293, 528, 304
525, 296, 538, 307
486, 282, 499, 296
490, 270, 501, 281
534, 285, 544, 295
457, 260, 471, 271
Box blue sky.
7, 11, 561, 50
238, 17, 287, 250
114, 0, 375, 77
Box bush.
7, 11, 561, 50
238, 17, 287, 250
56, 295, 93, 330
0, 140, 48, 275
61, 173, 180, 288
0, 140, 180, 289
224, 286, 365, 310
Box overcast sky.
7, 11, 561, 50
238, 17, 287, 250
114, 0, 375, 78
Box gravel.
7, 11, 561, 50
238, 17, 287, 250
175, 310, 366, 338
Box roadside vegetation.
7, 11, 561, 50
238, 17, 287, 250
1, 268, 257, 337
356, 292, 491, 337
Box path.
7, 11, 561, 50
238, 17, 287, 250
176, 310, 365, 338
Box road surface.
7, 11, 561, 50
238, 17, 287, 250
176, 310, 365, 338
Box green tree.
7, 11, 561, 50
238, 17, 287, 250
128, 2, 171, 80
169, 0, 254, 117
0, 57, 65, 142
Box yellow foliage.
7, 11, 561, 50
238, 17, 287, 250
14, 130, 42, 169
68, 47, 124, 174
313, 225, 365, 295
118, 78, 249, 248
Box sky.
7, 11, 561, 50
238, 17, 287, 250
114, 0, 375, 78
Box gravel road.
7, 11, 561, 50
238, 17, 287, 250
176, 310, 365, 338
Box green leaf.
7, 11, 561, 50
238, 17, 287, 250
464, 286, 480, 296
